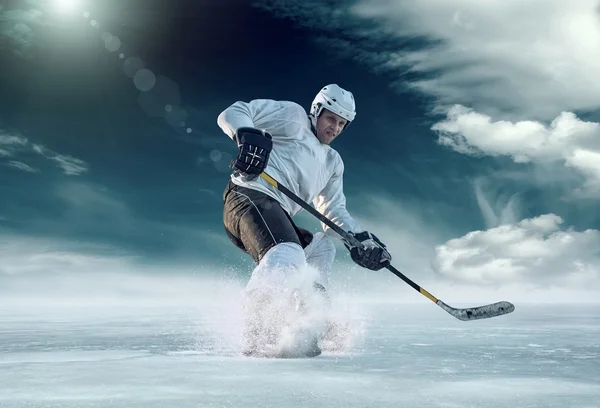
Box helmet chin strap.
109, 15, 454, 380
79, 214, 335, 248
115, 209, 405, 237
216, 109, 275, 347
309, 102, 322, 135
309, 114, 318, 136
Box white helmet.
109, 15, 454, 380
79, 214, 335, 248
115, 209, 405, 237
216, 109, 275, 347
309, 84, 356, 130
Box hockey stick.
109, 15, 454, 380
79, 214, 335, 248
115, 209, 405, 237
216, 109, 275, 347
259, 172, 515, 321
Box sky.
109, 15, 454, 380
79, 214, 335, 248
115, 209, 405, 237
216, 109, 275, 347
1, 0, 599, 304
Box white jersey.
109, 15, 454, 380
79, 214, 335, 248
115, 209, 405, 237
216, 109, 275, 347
217, 98, 362, 237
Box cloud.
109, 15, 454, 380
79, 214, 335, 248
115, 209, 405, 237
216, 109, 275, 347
0, 128, 88, 175
472, 177, 520, 229
0, 231, 247, 314
0, 222, 233, 279
51, 154, 89, 175
0, 133, 28, 147
33, 144, 89, 176
258, 0, 600, 200
0, 133, 29, 157
306, 192, 600, 301
5, 160, 38, 173
432, 214, 600, 289
0, 5, 45, 57
297, 192, 452, 279
6, 179, 235, 262
0, 228, 249, 308
0, 221, 596, 306
432, 106, 600, 197
0, 233, 136, 276
53, 181, 134, 230
257, 0, 600, 120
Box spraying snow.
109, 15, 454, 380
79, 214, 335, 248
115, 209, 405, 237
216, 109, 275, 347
211, 263, 366, 358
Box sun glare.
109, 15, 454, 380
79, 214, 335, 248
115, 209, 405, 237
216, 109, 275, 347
54, 0, 79, 14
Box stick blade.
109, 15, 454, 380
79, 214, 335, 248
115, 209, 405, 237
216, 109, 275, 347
437, 300, 515, 321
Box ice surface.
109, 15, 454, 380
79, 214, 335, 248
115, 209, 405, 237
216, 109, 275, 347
1, 299, 599, 408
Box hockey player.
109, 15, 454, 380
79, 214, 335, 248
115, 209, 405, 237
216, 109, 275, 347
217, 84, 392, 355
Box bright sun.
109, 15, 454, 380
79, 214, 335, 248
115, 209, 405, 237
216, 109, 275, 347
54, 0, 79, 13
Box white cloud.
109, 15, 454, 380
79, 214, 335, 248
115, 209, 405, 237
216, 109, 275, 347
433, 214, 600, 289
258, 0, 600, 200
0, 6, 44, 57
51, 154, 88, 175
31, 144, 44, 155
258, 0, 600, 120
0, 234, 135, 276
350, 0, 600, 120
298, 192, 597, 298
33, 144, 89, 175
432, 106, 600, 196
6, 160, 38, 173
14, 180, 235, 258
472, 177, 520, 229
0, 230, 246, 305
0, 133, 28, 146
0, 128, 88, 176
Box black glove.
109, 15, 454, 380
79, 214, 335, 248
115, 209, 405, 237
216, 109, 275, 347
344, 231, 392, 271
230, 127, 273, 180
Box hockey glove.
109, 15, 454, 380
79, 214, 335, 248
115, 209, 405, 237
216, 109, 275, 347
230, 127, 273, 180
344, 231, 392, 271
